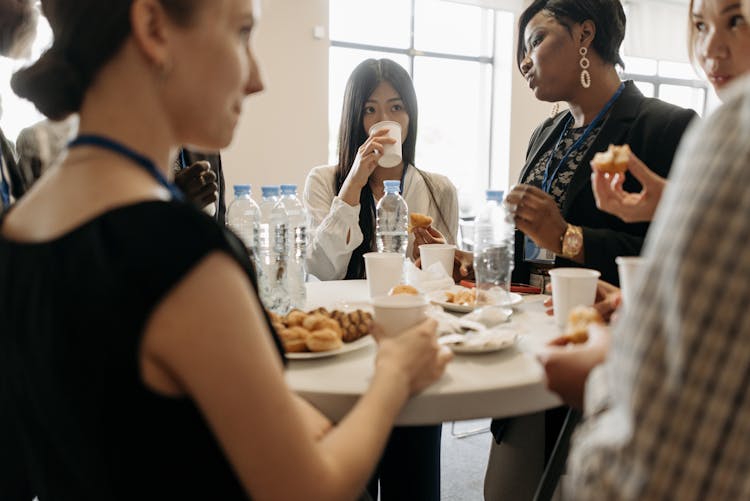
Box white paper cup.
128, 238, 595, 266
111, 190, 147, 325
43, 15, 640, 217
616, 256, 646, 307
419, 244, 456, 278
368, 120, 402, 168
548, 268, 601, 328
364, 252, 404, 298
372, 294, 429, 337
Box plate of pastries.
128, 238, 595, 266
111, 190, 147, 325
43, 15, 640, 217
270, 307, 375, 359
427, 286, 523, 313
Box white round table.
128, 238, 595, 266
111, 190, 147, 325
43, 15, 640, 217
285, 280, 562, 425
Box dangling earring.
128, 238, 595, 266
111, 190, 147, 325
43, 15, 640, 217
550, 102, 560, 118
579, 47, 591, 89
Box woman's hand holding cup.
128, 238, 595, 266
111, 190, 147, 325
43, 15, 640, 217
339, 129, 397, 207
373, 318, 453, 396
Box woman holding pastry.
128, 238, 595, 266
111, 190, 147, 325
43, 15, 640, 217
504, 0, 697, 288
302, 58, 457, 501
592, 0, 750, 223
303, 58, 458, 282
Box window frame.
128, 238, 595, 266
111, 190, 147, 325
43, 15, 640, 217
328, 0, 500, 191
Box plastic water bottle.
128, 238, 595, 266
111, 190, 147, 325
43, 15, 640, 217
277, 184, 307, 309
376, 180, 409, 256
258, 186, 290, 314
473, 190, 515, 307
226, 184, 260, 254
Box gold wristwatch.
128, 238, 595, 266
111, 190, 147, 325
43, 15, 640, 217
560, 224, 583, 259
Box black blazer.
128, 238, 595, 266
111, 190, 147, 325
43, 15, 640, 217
512, 81, 698, 285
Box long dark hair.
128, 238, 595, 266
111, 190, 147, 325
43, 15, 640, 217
516, 0, 626, 71
335, 58, 448, 279
12, 0, 202, 120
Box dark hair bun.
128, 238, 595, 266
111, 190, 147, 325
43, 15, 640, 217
11, 49, 84, 121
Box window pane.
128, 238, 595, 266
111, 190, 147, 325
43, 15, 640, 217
412, 57, 492, 219
658, 60, 699, 80
658, 84, 705, 115
622, 55, 657, 76
633, 81, 655, 97
414, 0, 493, 57
329, 0, 411, 48
328, 48, 410, 164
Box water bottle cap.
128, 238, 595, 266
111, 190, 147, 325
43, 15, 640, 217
486, 190, 504, 202
233, 184, 251, 196
280, 184, 297, 195
383, 180, 401, 192
261, 185, 280, 198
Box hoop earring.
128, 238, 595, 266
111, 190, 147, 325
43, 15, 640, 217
579, 47, 591, 89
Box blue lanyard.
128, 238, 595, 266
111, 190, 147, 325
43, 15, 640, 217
179, 149, 188, 169
68, 135, 184, 201
0, 148, 10, 206
541, 82, 626, 193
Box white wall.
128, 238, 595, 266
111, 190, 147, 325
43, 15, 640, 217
222, 0, 549, 201
222, 0, 330, 196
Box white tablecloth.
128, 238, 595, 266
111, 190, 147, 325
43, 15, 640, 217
285, 280, 562, 425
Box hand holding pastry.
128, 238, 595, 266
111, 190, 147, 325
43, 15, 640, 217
544, 280, 622, 323
591, 149, 666, 223
537, 322, 610, 410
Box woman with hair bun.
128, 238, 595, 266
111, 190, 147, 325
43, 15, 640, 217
0, 1, 451, 499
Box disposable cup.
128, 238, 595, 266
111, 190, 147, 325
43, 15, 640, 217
616, 256, 646, 307
368, 121, 402, 168
372, 294, 429, 337
364, 252, 404, 298
419, 244, 456, 278
548, 268, 601, 328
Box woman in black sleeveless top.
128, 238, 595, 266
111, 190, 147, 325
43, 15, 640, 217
0, 1, 451, 499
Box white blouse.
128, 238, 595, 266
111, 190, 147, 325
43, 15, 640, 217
303, 164, 459, 281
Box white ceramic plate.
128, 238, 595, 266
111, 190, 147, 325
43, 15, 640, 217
427, 289, 523, 313
285, 334, 374, 360
439, 331, 517, 354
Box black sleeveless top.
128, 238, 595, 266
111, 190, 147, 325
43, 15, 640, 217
0, 201, 284, 500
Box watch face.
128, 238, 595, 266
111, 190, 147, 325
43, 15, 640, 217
563, 227, 583, 257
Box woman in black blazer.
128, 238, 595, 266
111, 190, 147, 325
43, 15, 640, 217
486, 1, 696, 499
505, 0, 697, 288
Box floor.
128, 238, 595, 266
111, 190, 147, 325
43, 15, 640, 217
440, 419, 492, 501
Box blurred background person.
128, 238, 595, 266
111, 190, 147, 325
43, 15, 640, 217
0, 0, 37, 210
486, 0, 697, 498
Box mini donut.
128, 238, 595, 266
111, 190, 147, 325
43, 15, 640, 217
591, 144, 631, 175
285, 309, 306, 327
389, 284, 419, 296
279, 326, 310, 353
409, 213, 433, 233
306, 328, 343, 352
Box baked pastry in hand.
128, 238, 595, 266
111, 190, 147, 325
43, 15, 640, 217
591, 144, 631, 174
409, 212, 433, 233
559, 306, 604, 345
389, 284, 419, 296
